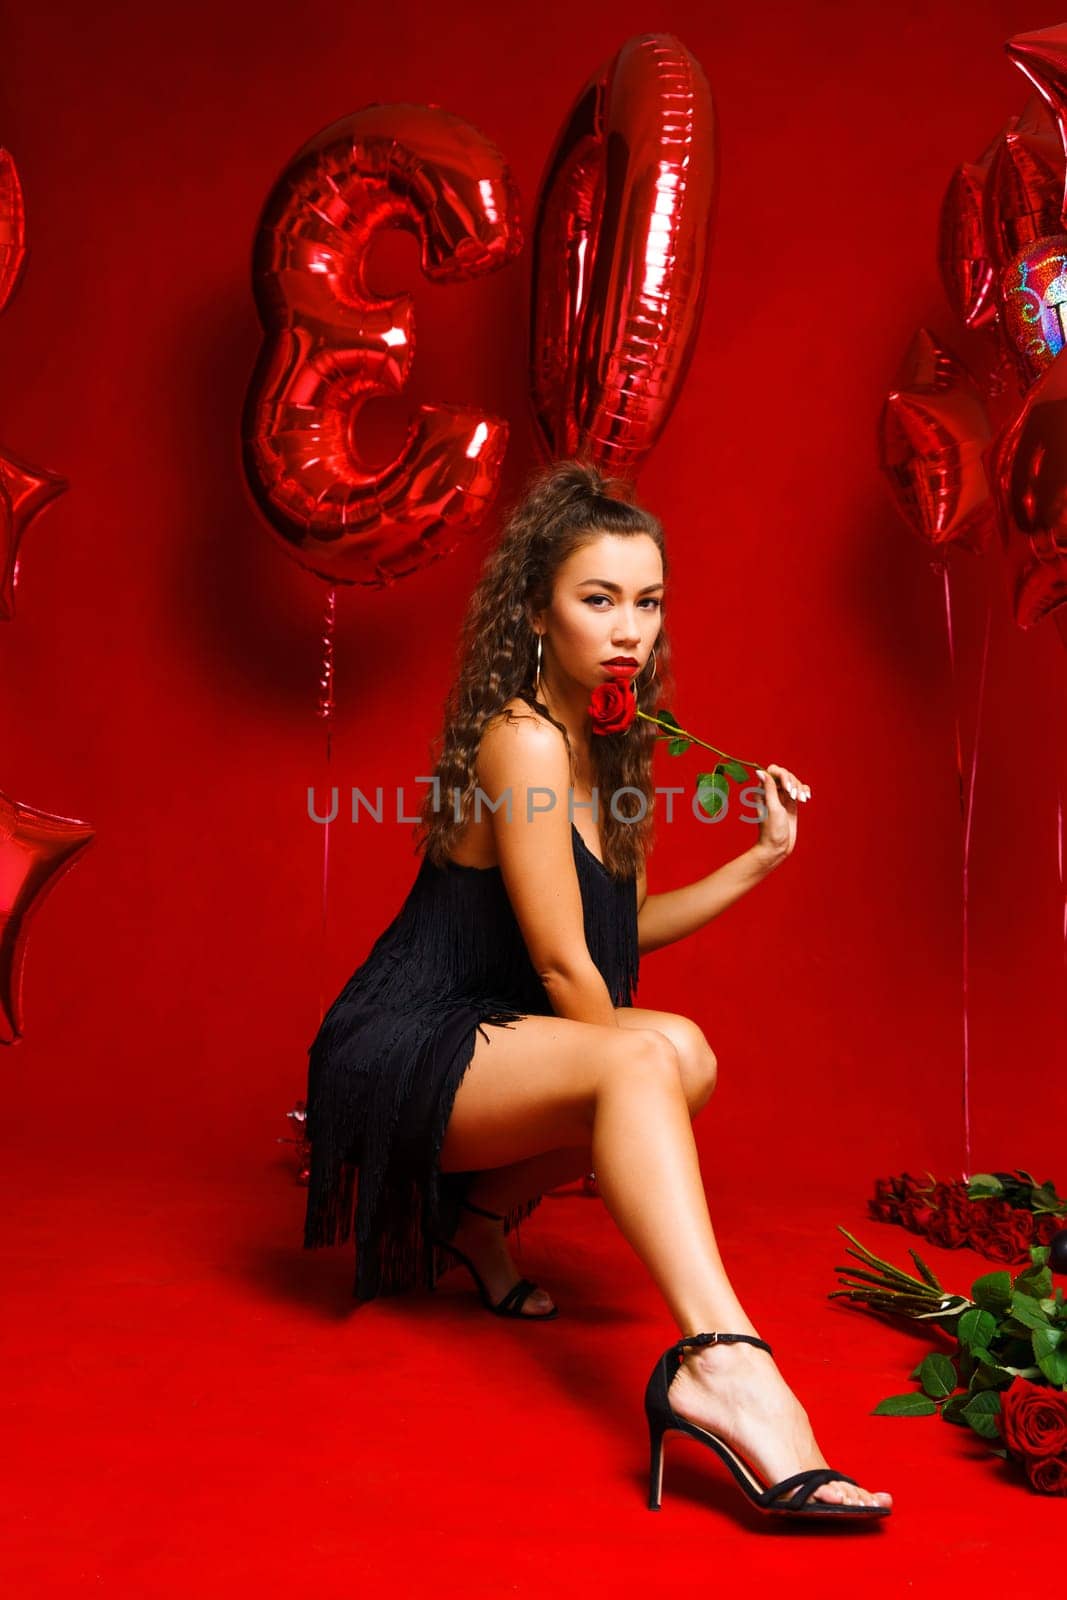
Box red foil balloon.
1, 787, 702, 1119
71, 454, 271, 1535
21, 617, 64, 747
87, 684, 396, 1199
998, 232, 1067, 388
530, 32, 718, 476
939, 141, 1000, 333
0, 150, 26, 315
983, 118, 1064, 275
0, 447, 68, 620
939, 98, 1059, 334
1006, 24, 1067, 225
242, 105, 522, 588
987, 344, 1067, 629
0, 790, 94, 1044
878, 329, 994, 552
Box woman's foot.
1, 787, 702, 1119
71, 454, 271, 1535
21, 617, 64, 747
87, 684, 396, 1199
447, 1205, 556, 1316
667, 1338, 893, 1511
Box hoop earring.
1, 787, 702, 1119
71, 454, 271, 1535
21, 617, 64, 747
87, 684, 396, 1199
534, 633, 543, 696
637, 646, 657, 689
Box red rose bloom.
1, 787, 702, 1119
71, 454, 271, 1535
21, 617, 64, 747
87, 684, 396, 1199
927, 1209, 969, 1249
899, 1201, 935, 1233
997, 1381, 1067, 1460
999, 1210, 1036, 1263
1027, 1455, 1067, 1495
589, 681, 637, 735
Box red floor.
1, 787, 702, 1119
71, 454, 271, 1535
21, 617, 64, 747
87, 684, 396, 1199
3, 1145, 1053, 1595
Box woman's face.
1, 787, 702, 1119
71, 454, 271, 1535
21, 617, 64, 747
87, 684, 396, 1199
535, 532, 664, 693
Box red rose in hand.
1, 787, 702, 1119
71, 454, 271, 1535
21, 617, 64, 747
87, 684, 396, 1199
997, 1380, 1067, 1460
1027, 1455, 1067, 1495
589, 681, 637, 735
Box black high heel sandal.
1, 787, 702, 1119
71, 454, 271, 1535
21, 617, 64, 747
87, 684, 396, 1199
431, 1198, 559, 1320
645, 1332, 891, 1520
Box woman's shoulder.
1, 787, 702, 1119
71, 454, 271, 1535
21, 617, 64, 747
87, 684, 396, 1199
477, 697, 570, 783
482, 696, 560, 741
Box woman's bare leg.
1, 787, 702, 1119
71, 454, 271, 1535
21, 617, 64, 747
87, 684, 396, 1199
448, 1008, 718, 1314
438, 1013, 892, 1512
465, 1003, 717, 1205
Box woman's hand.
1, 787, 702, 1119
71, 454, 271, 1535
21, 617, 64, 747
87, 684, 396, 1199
752, 763, 811, 867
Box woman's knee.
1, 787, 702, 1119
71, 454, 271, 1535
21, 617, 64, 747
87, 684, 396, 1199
638, 1016, 717, 1115
680, 1027, 718, 1114
614, 1027, 687, 1095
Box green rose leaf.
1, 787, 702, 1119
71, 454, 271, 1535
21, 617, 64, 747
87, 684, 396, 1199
872, 1394, 939, 1417
941, 1393, 972, 1425
918, 1353, 957, 1399
971, 1271, 1012, 1315
656, 710, 682, 731
967, 1175, 1004, 1198
970, 1355, 1015, 1392
959, 1390, 1002, 1440
1010, 1291, 1051, 1332
667, 738, 691, 756
957, 1307, 998, 1351
1013, 1264, 1052, 1300
696, 771, 728, 821
723, 759, 749, 783
1033, 1325, 1067, 1387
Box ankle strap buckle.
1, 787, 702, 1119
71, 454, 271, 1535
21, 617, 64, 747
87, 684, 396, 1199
671, 1331, 774, 1360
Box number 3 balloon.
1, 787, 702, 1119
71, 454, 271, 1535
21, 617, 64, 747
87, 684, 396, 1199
242, 105, 522, 588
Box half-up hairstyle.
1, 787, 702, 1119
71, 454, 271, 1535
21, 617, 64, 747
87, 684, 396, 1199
414, 458, 674, 880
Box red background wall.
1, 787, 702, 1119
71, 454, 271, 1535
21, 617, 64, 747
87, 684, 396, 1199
0, 0, 1063, 1203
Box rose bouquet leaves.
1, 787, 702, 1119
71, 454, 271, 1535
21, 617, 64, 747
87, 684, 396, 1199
829, 1229, 1067, 1495
587, 681, 759, 819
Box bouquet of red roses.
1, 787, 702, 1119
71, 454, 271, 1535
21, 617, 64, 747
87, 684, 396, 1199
869, 1169, 1067, 1265
830, 1230, 1067, 1496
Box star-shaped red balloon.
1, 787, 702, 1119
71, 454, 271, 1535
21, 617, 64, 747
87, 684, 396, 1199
0, 447, 67, 620
0, 788, 94, 1044
0, 148, 26, 315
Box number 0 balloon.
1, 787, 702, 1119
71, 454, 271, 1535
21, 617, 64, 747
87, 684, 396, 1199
529, 33, 718, 476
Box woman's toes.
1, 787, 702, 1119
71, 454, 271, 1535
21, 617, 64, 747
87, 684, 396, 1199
523, 1287, 555, 1315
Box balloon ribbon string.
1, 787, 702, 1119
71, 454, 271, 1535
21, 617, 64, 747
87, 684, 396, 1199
939, 560, 991, 1185
318, 588, 337, 1024
1059, 781, 1066, 979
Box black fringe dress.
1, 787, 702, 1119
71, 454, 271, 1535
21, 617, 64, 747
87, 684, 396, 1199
303, 815, 640, 1302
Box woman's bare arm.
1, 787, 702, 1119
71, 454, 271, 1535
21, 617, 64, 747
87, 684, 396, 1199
478, 713, 620, 1027
637, 846, 780, 955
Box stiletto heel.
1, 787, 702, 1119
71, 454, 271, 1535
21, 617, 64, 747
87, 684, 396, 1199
430, 1198, 559, 1320
643, 1331, 891, 1521
648, 1420, 666, 1510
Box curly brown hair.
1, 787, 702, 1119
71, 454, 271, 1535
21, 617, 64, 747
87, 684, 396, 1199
413, 458, 675, 880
